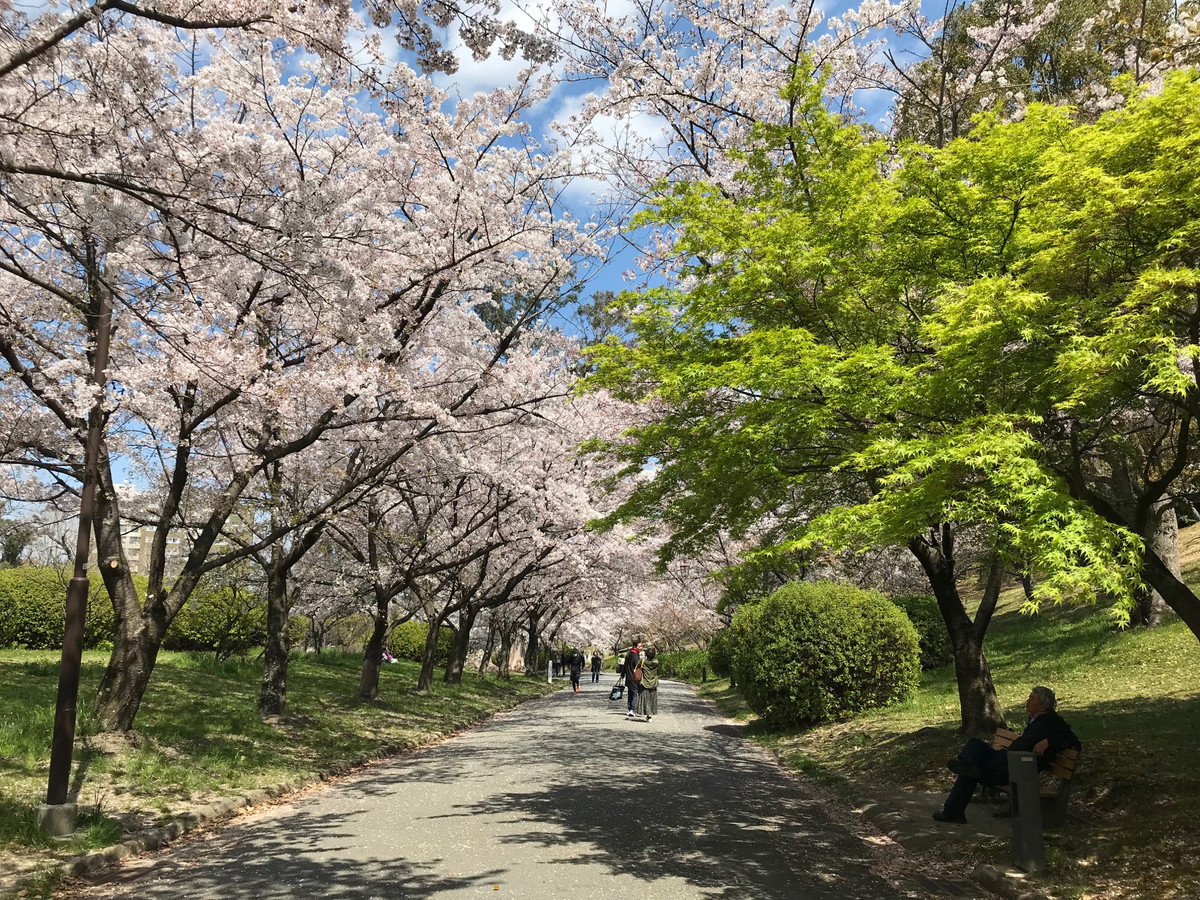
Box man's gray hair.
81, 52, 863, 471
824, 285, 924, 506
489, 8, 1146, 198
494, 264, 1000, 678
1031, 685, 1057, 712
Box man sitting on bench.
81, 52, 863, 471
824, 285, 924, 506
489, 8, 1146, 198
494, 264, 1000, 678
933, 685, 1081, 824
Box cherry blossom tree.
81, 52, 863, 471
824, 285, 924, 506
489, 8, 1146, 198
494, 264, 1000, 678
0, 4, 591, 730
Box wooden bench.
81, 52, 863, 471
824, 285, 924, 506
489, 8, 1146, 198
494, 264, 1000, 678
983, 727, 1082, 828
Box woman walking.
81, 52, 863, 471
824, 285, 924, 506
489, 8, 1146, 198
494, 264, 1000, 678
636, 647, 661, 721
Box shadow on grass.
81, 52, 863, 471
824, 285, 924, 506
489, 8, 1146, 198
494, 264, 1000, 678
0, 794, 52, 848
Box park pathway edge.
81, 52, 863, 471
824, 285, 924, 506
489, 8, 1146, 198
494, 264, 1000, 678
3, 687, 550, 899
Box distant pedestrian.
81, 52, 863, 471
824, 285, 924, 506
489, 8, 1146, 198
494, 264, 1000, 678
620, 641, 643, 717
636, 647, 661, 722
590, 650, 602, 683
569, 650, 584, 693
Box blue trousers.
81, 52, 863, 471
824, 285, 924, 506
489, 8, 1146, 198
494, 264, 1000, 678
943, 737, 1011, 817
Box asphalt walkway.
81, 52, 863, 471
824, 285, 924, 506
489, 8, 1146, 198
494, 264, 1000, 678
61, 675, 956, 900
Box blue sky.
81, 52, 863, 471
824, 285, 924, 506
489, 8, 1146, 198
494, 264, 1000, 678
401, 0, 922, 313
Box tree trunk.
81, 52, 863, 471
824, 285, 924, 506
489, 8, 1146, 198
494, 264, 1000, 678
306, 616, 325, 654
524, 608, 541, 676
1131, 500, 1178, 627
444, 607, 478, 684
358, 523, 389, 699
92, 458, 165, 733
259, 551, 290, 718
92, 432, 258, 732
477, 622, 497, 678
417, 615, 445, 691
93, 612, 162, 733
1141, 545, 1200, 638
497, 626, 514, 679
909, 531, 1004, 736
1075, 485, 1200, 640
359, 590, 389, 700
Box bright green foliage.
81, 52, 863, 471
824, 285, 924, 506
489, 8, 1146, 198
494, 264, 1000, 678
707, 627, 734, 677
888, 594, 953, 670
585, 74, 910, 569
0, 567, 117, 650
893, 70, 1200, 627
657, 648, 709, 681
163, 584, 268, 659
585, 68, 1200, 636
388, 620, 453, 663
727, 581, 920, 727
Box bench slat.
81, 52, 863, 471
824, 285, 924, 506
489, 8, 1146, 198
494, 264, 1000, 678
982, 726, 1082, 828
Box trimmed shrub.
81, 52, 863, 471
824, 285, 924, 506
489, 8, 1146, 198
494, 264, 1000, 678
657, 648, 708, 681
728, 580, 920, 728
164, 584, 267, 658
707, 628, 733, 678
0, 566, 117, 650
389, 620, 453, 664
889, 593, 953, 670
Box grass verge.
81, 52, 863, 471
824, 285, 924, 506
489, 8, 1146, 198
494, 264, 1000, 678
699, 592, 1200, 900
0, 650, 554, 897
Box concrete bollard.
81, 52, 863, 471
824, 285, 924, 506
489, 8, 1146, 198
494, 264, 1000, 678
1007, 750, 1045, 873
37, 802, 77, 838
547, 660, 552, 684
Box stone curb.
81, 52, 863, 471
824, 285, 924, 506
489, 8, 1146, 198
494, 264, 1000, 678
10, 731, 472, 895
56, 777, 307, 881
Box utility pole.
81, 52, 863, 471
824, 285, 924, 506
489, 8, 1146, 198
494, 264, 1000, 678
38, 267, 113, 838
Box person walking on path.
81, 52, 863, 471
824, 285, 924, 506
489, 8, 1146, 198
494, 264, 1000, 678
621, 640, 642, 717
569, 650, 584, 693
636, 647, 661, 721
933, 685, 1081, 824
590, 650, 602, 683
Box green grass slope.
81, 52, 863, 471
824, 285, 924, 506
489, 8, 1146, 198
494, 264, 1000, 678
702, 529, 1200, 900
0, 650, 554, 897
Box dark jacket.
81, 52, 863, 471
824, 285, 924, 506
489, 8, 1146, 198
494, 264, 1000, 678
620, 649, 640, 684
1010, 710, 1081, 770
569, 653, 584, 676
590, 653, 602, 672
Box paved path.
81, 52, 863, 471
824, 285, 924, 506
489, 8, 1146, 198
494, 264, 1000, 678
65, 677, 937, 900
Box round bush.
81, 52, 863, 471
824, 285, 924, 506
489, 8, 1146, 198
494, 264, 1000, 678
707, 628, 733, 678
728, 580, 920, 728
388, 620, 453, 663
889, 593, 953, 670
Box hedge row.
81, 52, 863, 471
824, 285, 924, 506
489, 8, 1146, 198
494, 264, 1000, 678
388, 620, 454, 664
657, 648, 709, 681
0, 565, 277, 657
889, 593, 954, 670
0, 566, 118, 649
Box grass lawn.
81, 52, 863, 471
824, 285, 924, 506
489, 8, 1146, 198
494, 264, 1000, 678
700, 580, 1200, 900
0, 650, 554, 897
